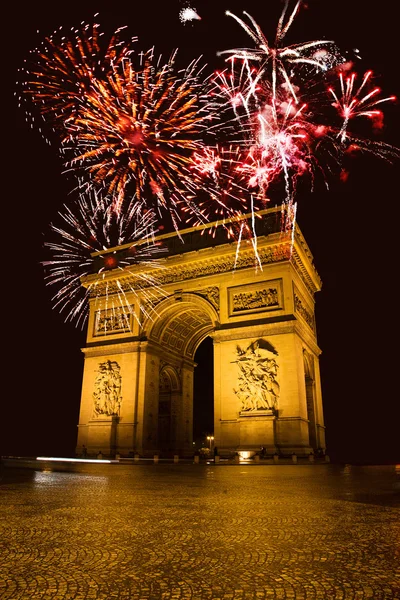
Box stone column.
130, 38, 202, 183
135, 344, 160, 456
76, 342, 140, 456
274, 333, 311, 455
179, 361, 195, 456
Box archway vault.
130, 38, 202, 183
145, 292, 218, 360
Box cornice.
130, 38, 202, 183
82, 225, 322, 303
81, 340, 143, 357
85, 241, 293, 298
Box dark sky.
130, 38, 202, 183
5, 0, 399, 462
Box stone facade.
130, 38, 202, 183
76, 208, 326, 457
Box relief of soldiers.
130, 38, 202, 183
93, 360, 122, 417
233, 288, 278, 312
233, 339, 280, 412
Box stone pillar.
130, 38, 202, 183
136, 347, 160, 456
212, 324, 319, 457
76, 343, 141, 456
213, 337, 223, 451
313, 357, 326, 451
180, 362, 195, 457
86, 416, 119, 457
274, 333, 312, 456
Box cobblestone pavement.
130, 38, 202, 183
1, 463, 399, 599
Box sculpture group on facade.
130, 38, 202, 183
93, 360, 123, 417
233, 339, 280, 412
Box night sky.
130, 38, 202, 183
5, 0, 399, 463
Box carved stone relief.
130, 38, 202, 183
90, 244, 292, 297
93, 360, 122, 417
233, 339, 280, 413
194, 287, 220, 311
232, 287, 278, 312
94, 306, 133, 336
228, 279, 283, 316
160, 309, 211, 353
293, 289, 315, 331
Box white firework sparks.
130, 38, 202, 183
179, 7, 201, 24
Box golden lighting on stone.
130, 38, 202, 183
77, 206, 326, 459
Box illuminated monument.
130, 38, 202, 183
76, 207, 326, 457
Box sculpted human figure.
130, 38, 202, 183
233, 340, 279, 411
93, 360, 122, 417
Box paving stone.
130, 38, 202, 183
0, 464, 399, 599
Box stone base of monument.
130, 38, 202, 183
85, 415, 119, 457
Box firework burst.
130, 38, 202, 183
209, 32, 399, 212
218, 1, 343, 103
20, 25, 217, 231
18, 20, 137, 140
61, 48, 213, 230
43, 191, 166, 328
329, 70, 396, 142
179, 6, 201, 24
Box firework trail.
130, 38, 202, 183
43, 191, 166, 328
189, 145, 265, 223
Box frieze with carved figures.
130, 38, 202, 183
88, 244, 293, 298
94, 306, 133, 336
228, 279, 283, 316
293, 288, 315, 331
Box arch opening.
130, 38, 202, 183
193, 336, 214, 450
144, 293, 217, 456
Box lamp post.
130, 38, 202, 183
207, 435, 214, 451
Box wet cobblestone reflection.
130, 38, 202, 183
1, 463, 399, 599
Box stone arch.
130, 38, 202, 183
160, 364, 181, 392
138, 293, 219, 456
158, 364, 182, 453
144, 292, 219, 360
76, 211, 326, 458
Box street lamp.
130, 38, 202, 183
207, 435, 214, 450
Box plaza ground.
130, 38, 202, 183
1, 461, 399, 599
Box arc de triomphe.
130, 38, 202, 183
76, 207, 326, 458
